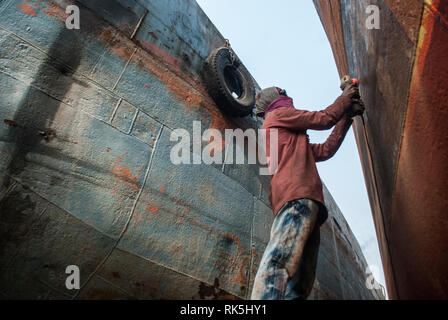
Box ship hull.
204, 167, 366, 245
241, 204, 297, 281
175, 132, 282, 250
314, 0, 448, 299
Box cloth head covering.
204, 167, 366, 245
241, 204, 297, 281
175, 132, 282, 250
255, 87, 293, 118
255, 87, 281, 117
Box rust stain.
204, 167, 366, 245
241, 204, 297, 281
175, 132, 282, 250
222, 232, 243, 248
385, 0, 424, 44
170, 242, 182, 254
18, 0, 37, 17
193, 215, 212, 232
425, 0, 448, 30
132, 48, 204, 110
233, 257, 249, 284
43, 2, 69, 22
148, 31, 158, 41
221, 232, 250, 285
3, 119, 19, 127
174, 203, 189, 225
132, 214, 145, 227
119, 22, 133, 35
251, 246, 259, 259
101, 28, 134, 61
173, 198, 192, 226
114, 200, 122, 209
138, 39, 182, 73
389, 0, 448, 299
145, 204, 159, 214
112, 153, 143, 193
175, 198, 191, 215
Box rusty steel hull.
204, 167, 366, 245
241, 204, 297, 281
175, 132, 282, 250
0, 0, 382, 299
314, 0, 448, 299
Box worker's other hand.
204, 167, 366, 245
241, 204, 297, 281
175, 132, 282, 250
348, 98, 365, 117
341, 83, 359, 99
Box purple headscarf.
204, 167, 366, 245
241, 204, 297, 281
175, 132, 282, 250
264, 96, 294, 118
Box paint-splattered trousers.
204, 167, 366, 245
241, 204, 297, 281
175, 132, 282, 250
251, 198, 321, 300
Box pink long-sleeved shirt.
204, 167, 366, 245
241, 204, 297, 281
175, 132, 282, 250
262, 95, 353, 225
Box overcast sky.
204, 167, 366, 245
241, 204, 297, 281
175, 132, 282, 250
197, 0, 387, 294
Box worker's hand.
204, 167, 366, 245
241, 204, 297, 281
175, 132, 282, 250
348, 98, 365, 117
341, 83, 359, 99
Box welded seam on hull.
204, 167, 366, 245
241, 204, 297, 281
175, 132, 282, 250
0, 30, 163, 141
94, 274, 135, 298
72, 125, 164, 299
35, 276, 73, 299
130, 9, 148, 40
69, 121, 251, 298
221, 139, 230, 173
257, 183, 262, 200
0, 68, 135, 139
0, 178, 17, 202
109, 247, 243, 299
0, 26, 180, 143
89, 47, 108, 78
133, 0, 213, 60
109, 97, 123, 123
0, 25, 145, 115
113, 47, 137, 90
245, 196, 257, 299
0, 0, 15, 15
2, 176, 117, 241
127, 108, 140, 135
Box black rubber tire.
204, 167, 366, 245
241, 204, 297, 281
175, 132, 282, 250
203, 47, 255, 117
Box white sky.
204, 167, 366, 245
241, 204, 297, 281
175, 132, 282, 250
197, 0, 387, 296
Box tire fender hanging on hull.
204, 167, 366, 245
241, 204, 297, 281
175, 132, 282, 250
203, 47, 255, 117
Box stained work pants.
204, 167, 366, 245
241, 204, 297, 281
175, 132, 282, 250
251, 198, 320, 300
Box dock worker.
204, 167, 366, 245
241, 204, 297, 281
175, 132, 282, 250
251, 84, 363, 300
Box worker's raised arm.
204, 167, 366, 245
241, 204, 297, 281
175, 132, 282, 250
269, 95, 352, 131
309, 114, 353, 162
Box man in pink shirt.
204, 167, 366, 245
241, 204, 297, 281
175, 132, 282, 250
251, 85, 362, 300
